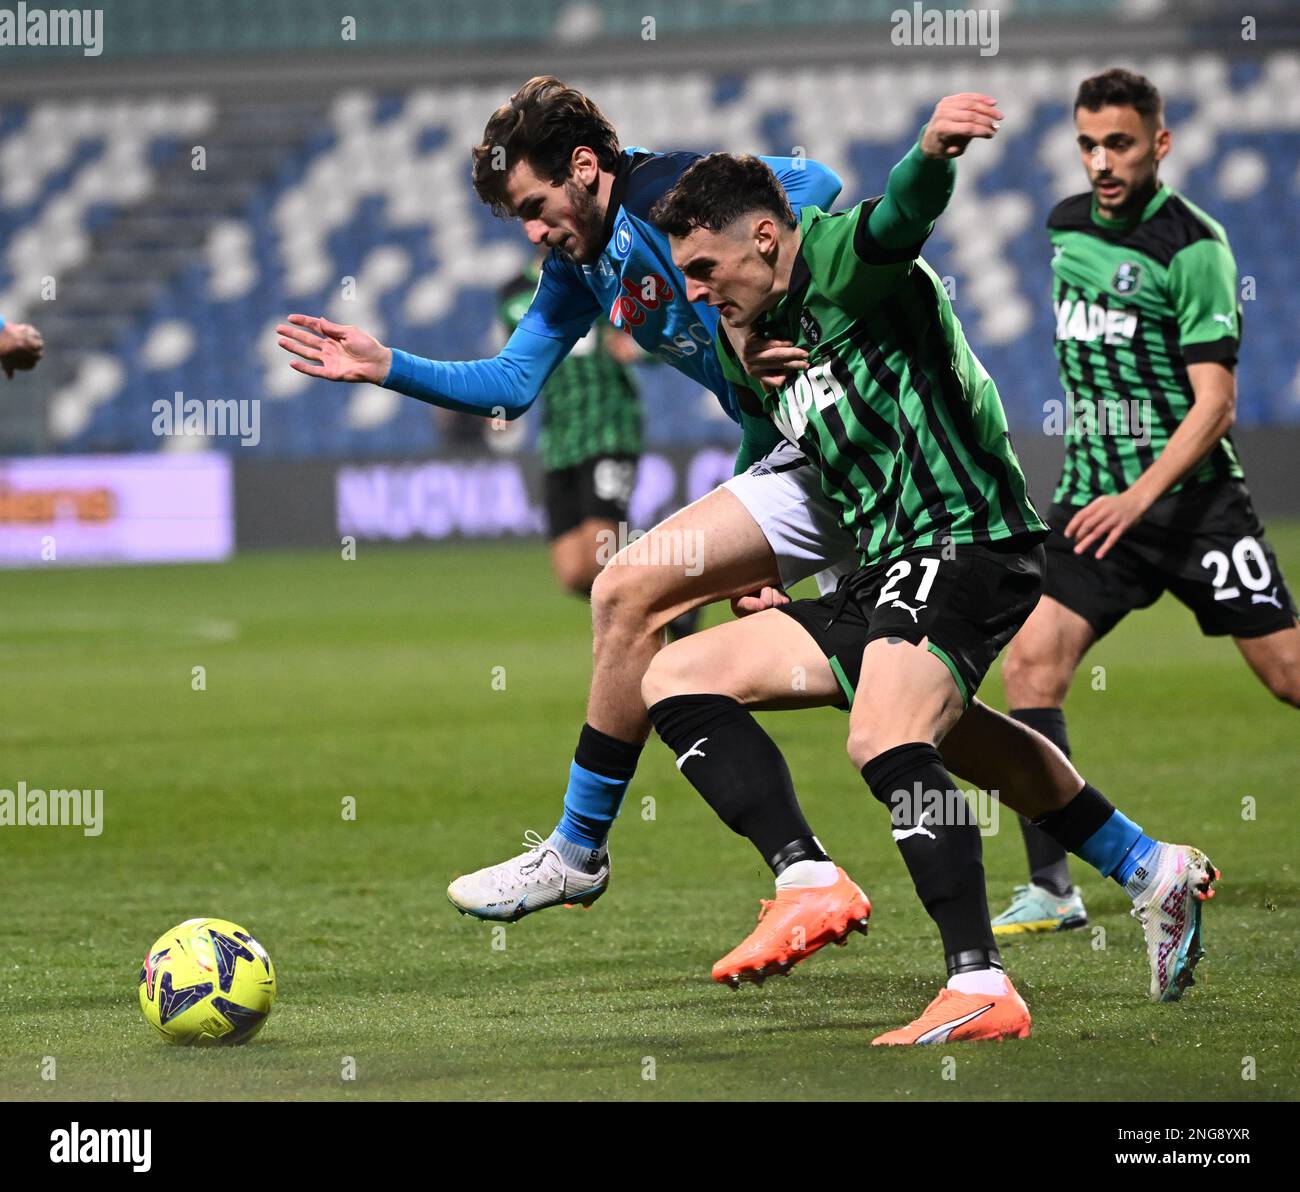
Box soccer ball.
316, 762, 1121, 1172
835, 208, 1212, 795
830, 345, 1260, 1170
138, 917, 276, 1045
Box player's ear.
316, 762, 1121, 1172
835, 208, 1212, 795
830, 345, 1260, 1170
753, 215, 779, 257
1153, 126, 1171, 164
570, 146, 600, 187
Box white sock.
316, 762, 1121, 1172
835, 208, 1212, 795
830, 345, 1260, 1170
775, 860, 839, 890
947, 968, 1010, 997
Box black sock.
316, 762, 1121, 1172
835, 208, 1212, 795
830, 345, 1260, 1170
862, 742, 1000, 977
647, 695, 828, 874
1010, 707, 1074, 897
1032, 782, 1115, 852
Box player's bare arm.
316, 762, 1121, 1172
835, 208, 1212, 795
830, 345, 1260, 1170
1066, 361, 1237, 558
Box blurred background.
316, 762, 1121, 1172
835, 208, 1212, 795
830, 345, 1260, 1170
1, 0, 1297, 566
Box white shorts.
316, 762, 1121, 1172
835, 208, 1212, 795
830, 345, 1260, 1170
722, 440, 859, 595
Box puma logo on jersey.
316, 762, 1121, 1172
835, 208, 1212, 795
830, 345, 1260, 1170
1252, 588, 1283, 609
892, 812, 937, 843
675, 738, 708, 769
1212, 313, 1235, 327
890, 599, 926, 623
1055, 298, 1137, 346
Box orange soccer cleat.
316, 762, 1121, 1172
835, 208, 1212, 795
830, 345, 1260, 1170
712, 867, 871, 988
871, 981, 1032, 1045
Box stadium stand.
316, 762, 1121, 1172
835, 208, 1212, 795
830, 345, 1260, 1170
1, 52, 1297, 458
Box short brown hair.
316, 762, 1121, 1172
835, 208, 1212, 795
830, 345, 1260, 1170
649, 153, 796, 239
1075, 68, 1163, 128
471, 76, 621, 217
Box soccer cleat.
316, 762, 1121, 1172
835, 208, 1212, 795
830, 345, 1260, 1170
1131, 843, 1219, 1002
991, 883, 1088, 936
871, 982, 1032, 1045
712, 867, 871, 988
446, 830, 608, 921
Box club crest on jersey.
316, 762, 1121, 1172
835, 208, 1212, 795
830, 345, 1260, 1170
1111, 261, 1142, 295
799, 311, 822, 345
612, 218, 633, 260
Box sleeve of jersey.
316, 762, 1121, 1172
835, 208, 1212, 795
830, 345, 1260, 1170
761, 155, 844, 216
805, 200, 917, 310
865, 135, 955, 252
382, 260, 599, 418
1167, 238, 1240, 366
0, 314, 6, 332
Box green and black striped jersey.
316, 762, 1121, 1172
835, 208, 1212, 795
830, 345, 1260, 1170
1048, 185, 1244, 506
499, 264, 642, 472
718, 199, 1046, 567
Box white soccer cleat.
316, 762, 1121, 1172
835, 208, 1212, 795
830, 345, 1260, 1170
447, 830, 609, 921
1131, 843, 1219, 1002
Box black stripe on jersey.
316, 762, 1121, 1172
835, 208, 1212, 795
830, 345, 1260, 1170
900, 269, 1031, 538
1046, 190, 1220, 268
1124, 312, 1181, 455
867, 302, 992, 539
1057, 340, 1099, 505
799, 399, 885, 556
823, 338, 927, 549
819, 346, 912, 550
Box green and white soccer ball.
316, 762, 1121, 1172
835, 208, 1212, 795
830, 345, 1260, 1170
138, 917, 276, 1045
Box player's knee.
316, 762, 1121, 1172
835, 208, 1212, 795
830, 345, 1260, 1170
1002, 637, 1071, 706
1262, 665, 1300, 709
642, 641, 723, 707
846, 727, 893, 772
590, 561, 644, 633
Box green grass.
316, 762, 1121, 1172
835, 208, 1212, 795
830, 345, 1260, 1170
1, 528, 1297, 1102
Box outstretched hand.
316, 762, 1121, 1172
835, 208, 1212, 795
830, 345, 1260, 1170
919, 93, 1003, 159
275, 314, 392, 384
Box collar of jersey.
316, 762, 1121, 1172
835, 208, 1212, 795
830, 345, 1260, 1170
597, 149, 656, 253
1090, 182, 1171, 231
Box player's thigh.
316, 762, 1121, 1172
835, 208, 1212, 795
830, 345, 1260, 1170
550, 518, 617, 593
847, 636, 966, 763
596, 485, 781, 616
642, 608, 841, 709
1234, 622, 1300, 707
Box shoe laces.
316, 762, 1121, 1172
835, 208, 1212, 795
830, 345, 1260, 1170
517, 829, 554, 876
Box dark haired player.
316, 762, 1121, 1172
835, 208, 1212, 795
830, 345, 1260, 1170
644, 130, 1219, 1040
277, 76, 864, 924
993, 68, 1298, 936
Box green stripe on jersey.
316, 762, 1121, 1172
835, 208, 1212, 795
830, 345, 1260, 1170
1047, 185, 1244, 506
719, 200, 1045, 567
499, 265, 642, 472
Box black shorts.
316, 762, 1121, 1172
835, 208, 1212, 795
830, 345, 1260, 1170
777, 538, 1046, 707
1044, 481, 1297, 639
543, 454, 638, 540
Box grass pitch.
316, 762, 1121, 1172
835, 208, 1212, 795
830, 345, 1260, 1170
2, 528, 1297, 1101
